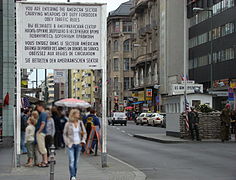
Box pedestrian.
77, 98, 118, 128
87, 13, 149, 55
31, 110, 39, 122
83, 109, 100, 154
21, 109, 30, 154
51, 107, 62, 149
25, 117, 36, 167
35, 102, 48, 167
188, 107, 201, 141
45, 110, 55, 158
230, 110, 236, 136
220, 104, 231, 142
63, 109, 87, 180
58, 108, 67, 148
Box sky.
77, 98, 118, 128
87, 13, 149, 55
27, 0, 128, 87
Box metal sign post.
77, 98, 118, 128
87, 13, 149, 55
16, 2, 107, 167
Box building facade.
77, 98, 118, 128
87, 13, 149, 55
159, 0, 188, 112
107, 1, 134, 114
1, 0, 16, 139
130, 0, 159, 112
187, 0, 236, 109
70, 70, 95, 105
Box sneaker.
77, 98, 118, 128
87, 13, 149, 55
71, 177, 76, 180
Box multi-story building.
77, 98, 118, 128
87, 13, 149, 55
130, 0, 159, 112
0, 0, 16, 141
187, 0, 236, 109
107, 0, 134, 114
159, 0, 187, 107
70, 70, 95, 105
94, 70, 102, 116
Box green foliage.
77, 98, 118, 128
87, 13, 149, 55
196, 104, 213, 113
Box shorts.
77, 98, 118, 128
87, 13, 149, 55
36, 133, 47, 155
26, 141, 35, 159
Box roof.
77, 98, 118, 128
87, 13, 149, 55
108, 0, 133, 17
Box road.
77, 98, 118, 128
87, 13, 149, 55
107, 121, 236, 180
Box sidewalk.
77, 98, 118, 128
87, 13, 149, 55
0, 148, 146, 180
134, 133, 236, 143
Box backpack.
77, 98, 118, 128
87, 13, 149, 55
85, 116, 94, 136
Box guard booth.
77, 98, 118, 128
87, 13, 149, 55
16, 2, 107, 167
163, 93, 213, 137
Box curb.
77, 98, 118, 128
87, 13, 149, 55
133, 134, 236, 144
108, 155, 146, 180
133, 134, 186, 144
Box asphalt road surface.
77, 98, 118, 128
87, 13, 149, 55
107, 121, 236, 180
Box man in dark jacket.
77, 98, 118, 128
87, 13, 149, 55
188, 107, 200, 141
83, 109, 100, 153
21, 109, 30, 154
220, 104, 231, 142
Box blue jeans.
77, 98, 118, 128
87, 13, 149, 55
67, 144, 82, 178
21, 131, 27, 153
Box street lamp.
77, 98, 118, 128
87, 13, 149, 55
193, 7, 214, 89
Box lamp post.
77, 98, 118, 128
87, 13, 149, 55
193, 7, 214, 89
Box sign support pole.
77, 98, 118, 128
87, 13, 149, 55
16, 57, 21, 167
101, 4, 107, 168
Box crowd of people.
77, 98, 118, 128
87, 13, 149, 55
20, 102, 101, 180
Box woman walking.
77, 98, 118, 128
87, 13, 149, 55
45, 110, 55, 158
63, 109, 87, 180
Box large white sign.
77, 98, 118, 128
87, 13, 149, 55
16, 2, 106, 69
170, 83, 204, 95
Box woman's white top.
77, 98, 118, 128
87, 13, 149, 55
73, 124, 81, 144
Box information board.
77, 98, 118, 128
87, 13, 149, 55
16, 2, 106, 69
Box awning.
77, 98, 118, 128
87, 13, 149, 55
132, 101, 144, 105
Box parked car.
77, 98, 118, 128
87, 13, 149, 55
160, 113, 166, 128
148, 113, 164, 127
108, 112, 127, 126
136, 113, 153, 125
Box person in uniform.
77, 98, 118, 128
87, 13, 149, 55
220, 104, 231, 142
188, 107, 201, 141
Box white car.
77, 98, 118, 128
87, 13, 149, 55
148, 113, 164, 126
136, 113, 153, 125
108, 112, 127, 126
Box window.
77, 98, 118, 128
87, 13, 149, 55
190, 0, 235, 27
123, 21, 132, 32
124, 77, 129, 90
113, 58, 119, 71
131, 77, 134, 88
114, 77, 119, 90
124, 58, 130, 71
113, 40, 118, 51
113, 21, 120, 33
123, 39, 130, 52
198, 55, 209, 67
190, 22, 235, 48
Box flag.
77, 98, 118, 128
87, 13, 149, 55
22, 97, 30, 108
184, 96, 190, 130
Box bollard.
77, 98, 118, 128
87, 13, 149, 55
49, 145, 56, 180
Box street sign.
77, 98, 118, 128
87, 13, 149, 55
16, 3, 105, 70
170, 83, 203, 95
146, 89, 153, 97
15, 2, 108, 168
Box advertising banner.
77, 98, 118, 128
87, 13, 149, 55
16, 2, 106, 69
